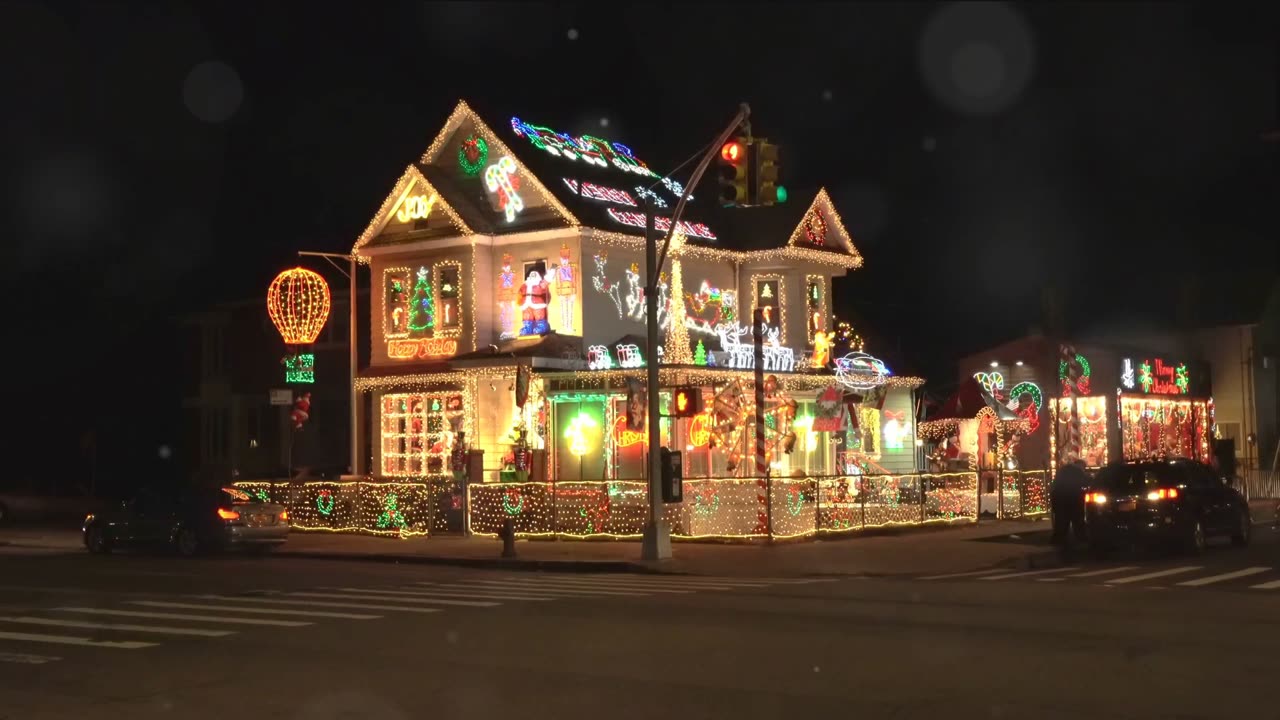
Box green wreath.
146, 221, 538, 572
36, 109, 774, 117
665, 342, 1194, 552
458, 134, 489, 176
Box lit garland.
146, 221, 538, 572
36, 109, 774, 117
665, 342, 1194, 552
467, 472, 980, 540
457, 133, 488, 175
751, 273, 787, 345
584, 228, 863, 269
267, 267, 332, 345
233, 480, 432, 538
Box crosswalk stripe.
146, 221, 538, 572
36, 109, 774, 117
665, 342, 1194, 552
918, 569, 1006, 580
535, 576, 767, 589
1250, 579, 1280, 590
130, 600, 377, 620
475, 578, 697, 593
1105, 567, 1203, 585
1176, 567, 1273, 587
0, 651, 61, 665
56, 607, 312, 627
197, 595, 440, 614
1035, 578, 1066, 583
288, 591, 498, 608
1067, 566, 1140, 578
328, 587, 553, 602
980, 568, 1077, 581
0, 616, 235, 637
419, 583, 641, 598
0, 630, 156, 650
427, 581, 645, 597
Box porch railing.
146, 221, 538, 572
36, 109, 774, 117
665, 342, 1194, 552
1240, 468, 1280, 500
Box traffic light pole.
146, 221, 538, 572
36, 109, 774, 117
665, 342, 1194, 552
641, 103, 751, 563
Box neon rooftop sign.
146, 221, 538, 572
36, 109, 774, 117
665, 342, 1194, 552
511, 117, 654, 176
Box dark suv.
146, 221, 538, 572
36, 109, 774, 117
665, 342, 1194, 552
1082, 458, 1251, 554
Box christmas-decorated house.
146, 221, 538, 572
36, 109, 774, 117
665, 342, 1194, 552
302, 100, 944, 539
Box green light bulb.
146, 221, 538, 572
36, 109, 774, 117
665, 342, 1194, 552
775, 186, 788, 203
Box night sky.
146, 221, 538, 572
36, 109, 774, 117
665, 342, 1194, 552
5, 2, 1277, 483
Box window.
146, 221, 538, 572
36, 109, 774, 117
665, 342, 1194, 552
380, 392, 466, 476
436, 263, 462, 331
1216, 422, 1241, 451
383, 267, 411, 338
753, 276, 783, 342
806, 276, 824, 345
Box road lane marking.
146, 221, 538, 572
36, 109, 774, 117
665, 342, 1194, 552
430, 581, 647, 597
535, 576, 766, 589
918, 570, 1008, 580
979, 568, 1078, 581
129, 601, 378, 620
1248, 579, 1280, 590
416, 583, 642, 598
287, 591, 498, 608
197, 595, 440, 614
1035, 578, 1066, 582
55, 607, 311, 627
1176, 567, 1272, 587
1105, 567, 1203, 585
477, 578, 697, 593
0, 616, 235, 637
1067, 566, 1140, 578
327, 587, 553, 602
0, 630, 155, 649
0, 651, 61, 664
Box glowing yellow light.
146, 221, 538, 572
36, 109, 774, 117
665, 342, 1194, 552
394, 193, 438, 223
565, 413, 597, 456
267, 267, 332, 344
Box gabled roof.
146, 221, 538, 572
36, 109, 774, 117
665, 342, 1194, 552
351, 164, 474, 257
351, 99, 864, 270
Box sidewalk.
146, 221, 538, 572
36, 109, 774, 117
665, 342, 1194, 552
4, 499, 1272, 577
0, 519, 1060, 577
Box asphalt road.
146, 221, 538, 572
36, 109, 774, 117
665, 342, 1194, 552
0, 528, 1275, 720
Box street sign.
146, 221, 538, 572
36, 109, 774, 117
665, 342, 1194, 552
270, 389, 293, 406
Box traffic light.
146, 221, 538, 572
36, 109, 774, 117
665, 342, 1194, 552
753, 139, 784, 206
672, 386, 703, 418
717, 137, 749, 207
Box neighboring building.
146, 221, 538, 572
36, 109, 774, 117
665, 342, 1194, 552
957, 321, 1273, 476
181, 288, 366, 485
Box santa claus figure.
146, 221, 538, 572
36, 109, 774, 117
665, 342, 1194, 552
554, 243, 576, 332
519, 269, 550, 335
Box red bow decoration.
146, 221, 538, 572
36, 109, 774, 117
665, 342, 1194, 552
883, 410, 906, 422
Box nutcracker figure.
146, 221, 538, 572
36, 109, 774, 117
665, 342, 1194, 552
554, 243, 576, 332
497, 253, 516, 335
518, 268, 550, 335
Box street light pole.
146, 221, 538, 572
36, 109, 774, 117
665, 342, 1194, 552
299, 250, 361, 476
640, 103, 751, 562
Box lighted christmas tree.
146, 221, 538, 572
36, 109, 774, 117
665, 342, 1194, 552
662, 239, 693, 364
408, 267, 435, 332
694, 339, 707, 366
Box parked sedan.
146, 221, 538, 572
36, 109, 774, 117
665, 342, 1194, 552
1083, 458, 1251, 554
83, 486, 289, 556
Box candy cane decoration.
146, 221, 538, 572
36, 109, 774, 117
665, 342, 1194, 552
1059, 344, 1082, 463
484, 155, 523, 222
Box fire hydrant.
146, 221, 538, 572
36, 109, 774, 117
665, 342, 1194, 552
500, 518, 517, 558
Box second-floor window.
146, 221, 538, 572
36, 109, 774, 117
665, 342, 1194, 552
435, 262, 462, 333
753, 275, 784, 343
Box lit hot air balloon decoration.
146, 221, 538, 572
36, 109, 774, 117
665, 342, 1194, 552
267, 267, 332, 344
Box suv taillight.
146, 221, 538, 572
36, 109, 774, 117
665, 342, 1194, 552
1146, 487, 1179, 501
217, 507, 240, 521
1085, 492, 1108, 504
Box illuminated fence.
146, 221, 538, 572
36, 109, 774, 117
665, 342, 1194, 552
234, 477, 464, 537
238, 470, 1048, 541
468, 472, 990, 541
